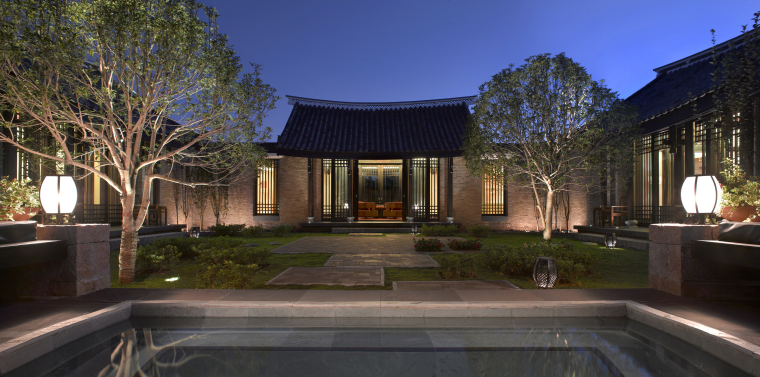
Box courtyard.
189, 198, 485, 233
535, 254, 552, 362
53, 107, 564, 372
108, 232, 649, 290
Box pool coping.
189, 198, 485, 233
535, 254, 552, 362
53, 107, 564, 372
0, 300, 758, 376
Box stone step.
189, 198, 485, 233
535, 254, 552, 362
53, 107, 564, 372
556, 232, 649, 251
332, 227, 412, 234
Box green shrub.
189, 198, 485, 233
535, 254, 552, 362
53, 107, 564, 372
420, 224, 458, 236
438, 254, 478, 279
188, 237, 248, 258
242, 225, 267, 238
208, 224, 246, 237
272, 225, 293, 237
195, 246, 271, 289
483, 242, 599, 284
414, 237, 444, 251
466, 224, 491, 238
447, 238, 482, 250
147, 237, 204, 259
136, 244, 181, 272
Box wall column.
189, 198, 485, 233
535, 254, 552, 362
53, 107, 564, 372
447, 157, 453, 219
308, 158, 314, 219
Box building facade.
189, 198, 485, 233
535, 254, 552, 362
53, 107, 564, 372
158, 96, 598, 231
625, 32, 759, 225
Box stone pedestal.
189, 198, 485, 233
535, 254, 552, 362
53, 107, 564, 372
35, 224, 111, 296
649, 224, 723, 296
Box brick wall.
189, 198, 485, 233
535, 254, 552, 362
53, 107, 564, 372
158, 156, 599, 232
438, 158, 448, 221
451, 157, 482, 227
314, 158, 322, 221
482, 177, 596, 232
278, 156, 309, 228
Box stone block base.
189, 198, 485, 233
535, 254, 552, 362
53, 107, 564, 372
649, 224, 760, 300
4, 224, 112, 298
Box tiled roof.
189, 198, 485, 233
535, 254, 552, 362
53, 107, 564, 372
625, 58, 716, 134
277, 96, 475, 158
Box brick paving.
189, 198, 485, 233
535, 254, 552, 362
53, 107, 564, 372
325, 253, 439, 268
266, 267, 384, 286
394, 280, 518, 290
272, 234, 465, 254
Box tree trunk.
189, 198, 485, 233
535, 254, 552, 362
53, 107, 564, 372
543, 189, 554, 241
118, 193, 138, 284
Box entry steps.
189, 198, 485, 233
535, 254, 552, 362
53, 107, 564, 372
556, 232, 649, 251
332, 227, 412, 234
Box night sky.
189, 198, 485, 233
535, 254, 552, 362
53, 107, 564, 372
201, 0, 758, 140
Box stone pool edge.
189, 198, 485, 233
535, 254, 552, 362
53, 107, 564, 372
0, 300, 758, 376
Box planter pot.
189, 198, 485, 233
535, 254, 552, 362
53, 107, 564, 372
720, 206, 760, 222
6, 207, 40, 221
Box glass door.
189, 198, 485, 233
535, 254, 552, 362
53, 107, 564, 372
358, 160, 402, 219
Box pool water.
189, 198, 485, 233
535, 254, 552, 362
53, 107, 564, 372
7, 318, 750, 377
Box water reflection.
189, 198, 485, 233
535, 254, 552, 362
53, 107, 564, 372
4, 319, 751, 377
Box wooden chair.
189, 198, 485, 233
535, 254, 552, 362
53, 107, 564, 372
358, 202, 378, 218
384, 202, 403, 218
608, 197, 628, 227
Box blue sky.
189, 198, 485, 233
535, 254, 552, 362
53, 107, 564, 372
202, 0, 758, 140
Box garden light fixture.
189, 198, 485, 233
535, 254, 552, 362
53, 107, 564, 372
532, 257, 558, 288
40, 175, 77, 224
605, 233, 617, 248
190, 227, 200, 238
680, 175, 721, 223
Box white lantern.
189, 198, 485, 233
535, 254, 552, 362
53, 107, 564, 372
680, 175, 722, 214
40, 176, 78, 217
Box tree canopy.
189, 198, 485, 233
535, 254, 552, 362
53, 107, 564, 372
464, 53, 638, 240
0, 0, 278, 283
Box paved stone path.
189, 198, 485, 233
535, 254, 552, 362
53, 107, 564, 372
266, 267, 384, 286
394, 281, 518, 290
272, 235, 465, 254
325, 253, 439, 268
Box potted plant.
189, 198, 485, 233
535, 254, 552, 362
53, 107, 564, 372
717, 158, 760, 222
0, 177, 41, 221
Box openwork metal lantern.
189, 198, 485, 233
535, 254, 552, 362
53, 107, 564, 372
533, 257, 558, 288
605, 233, 617, 248
190, 227, 201, 238
40, 175, 77, 224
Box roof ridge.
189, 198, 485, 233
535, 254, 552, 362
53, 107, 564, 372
286, 95, 476, 109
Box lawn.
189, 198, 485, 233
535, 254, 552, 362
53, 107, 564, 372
110, 231, 648, 290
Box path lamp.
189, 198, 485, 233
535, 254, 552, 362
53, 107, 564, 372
40, 175, 77, 224
680, 175, 722, 224
532, 257, 558, 288
605, 233, 617, 248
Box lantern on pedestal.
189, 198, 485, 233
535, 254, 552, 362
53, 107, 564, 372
533, 257, 558, 288
40, 175, 77, 224
680, 175, 722, 224
605, 233, 617, 248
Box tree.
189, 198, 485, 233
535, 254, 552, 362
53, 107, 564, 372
710, 12, 760, 174
464, 53, 638, 241
0, 0, 277, 283
209, 177, 229, 226
191, 167, 212, 230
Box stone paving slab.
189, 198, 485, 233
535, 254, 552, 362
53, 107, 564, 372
394, 281, 518, 290
325, 253, 439, 268
272, 235, 465, 254
266, 267, 384, 286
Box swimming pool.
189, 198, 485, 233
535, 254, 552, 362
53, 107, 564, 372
4, 316, 751, 376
